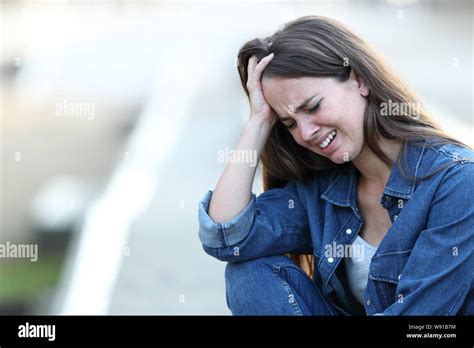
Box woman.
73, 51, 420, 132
198, 16, 473, 315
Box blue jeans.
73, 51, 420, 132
225, 255, 343, 316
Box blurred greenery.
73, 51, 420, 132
0, 255, 63, 304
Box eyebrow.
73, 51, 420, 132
279, 94, 319, 121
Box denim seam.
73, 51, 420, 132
374, 278, 391, 310
371, 249, 412, 258
370, 250, 411, 283
217, 223, 227, 247
412, 142, 426, 189
273, 264, 304, 316
309, 276, 338, 315
276, 262, 337, 316
447, 281, 470, 315
371, 277, 399, 284
426, 145, 474, 163
369, 262, 392, 308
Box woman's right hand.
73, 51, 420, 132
208, 54, 277, 224
246, 53, 278, 127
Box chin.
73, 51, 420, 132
329, 154, 348, 164
328, 147, 357, 164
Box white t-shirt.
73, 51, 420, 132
344, 235, 378, 305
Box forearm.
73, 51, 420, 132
208, 118, 273, 223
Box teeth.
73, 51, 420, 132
319, 130, 336, 149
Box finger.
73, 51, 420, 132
253, 53, 274, 79
248, 53, 273, 89
247, 55, 258, 80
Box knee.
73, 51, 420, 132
225, 255, 289, 286
224, 255, 335, 316
224, 255, 293, 313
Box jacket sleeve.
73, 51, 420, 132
198, 180, 313, 262
380, 162, 474, 315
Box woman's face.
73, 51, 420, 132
261, 70, 369, 164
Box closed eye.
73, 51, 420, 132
308, 98, 322, 113
282, 98, 323, 129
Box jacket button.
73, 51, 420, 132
398, 274, 401, 280
393, 215, 398, 221
366, 299, 371, 305
345, 228, 352, 235
327, 257, 334, 263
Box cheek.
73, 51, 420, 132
336, 98, 366, 133
349, 94, 367, 120
318, 99, 343, 125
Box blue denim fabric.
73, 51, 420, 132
198, 138, 474, 315
225, 255, 342, 315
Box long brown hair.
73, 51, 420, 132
236, 16, 471, 277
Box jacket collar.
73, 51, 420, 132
320, 139, 427, 208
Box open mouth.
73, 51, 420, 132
318, 129, 337, 149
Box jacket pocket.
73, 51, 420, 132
369, 250, 411, 308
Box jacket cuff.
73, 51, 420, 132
198, 190, 256, 248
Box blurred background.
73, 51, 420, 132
0, 0, 472, 315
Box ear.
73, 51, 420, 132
350, 69, 370, 97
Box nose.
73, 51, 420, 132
298, 118, 321, 143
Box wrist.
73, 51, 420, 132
247, 117, 275, 133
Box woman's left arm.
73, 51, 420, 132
381, 162, 474, 315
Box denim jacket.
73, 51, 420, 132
198, 138, 474, 315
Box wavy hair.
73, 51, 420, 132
236, 16, 471, 277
